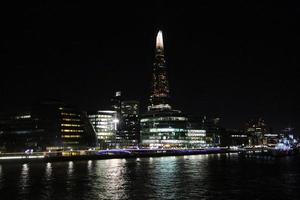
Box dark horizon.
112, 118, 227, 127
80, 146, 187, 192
1, 1, 299, 132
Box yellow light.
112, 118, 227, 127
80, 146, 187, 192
61, 129, 84, 133
61, 124, 82, 127
62, 118, 81, 122
61, 135, 81, 138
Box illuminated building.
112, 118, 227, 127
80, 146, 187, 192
148, 30, 171, 111
245, 118, 271, 146
140, 30, 207, 148
186, 117, 208, 148
111, 91, 122, 120
110, 92, 140, 148
277, 127, 298, 148
0, 100, 97, 152
141, 110, 188, 148
88, 110, 118, 149
118, 100, 140, 148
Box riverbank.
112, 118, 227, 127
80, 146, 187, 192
0, 148, 235, 164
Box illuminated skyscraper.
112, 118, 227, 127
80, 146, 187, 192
110, 92, 140, 148
140, 30, 208, 148
148, 30, 171, 111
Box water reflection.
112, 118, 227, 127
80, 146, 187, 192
87, 160, 92, 171
45, 162, 52, 180
68, 161, 74, 176
96, 159, 127, 199
0, 154, 299, 200
19, 164, 29, 194
0, 164, 2, 189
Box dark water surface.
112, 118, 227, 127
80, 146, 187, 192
0, 154, 300, 200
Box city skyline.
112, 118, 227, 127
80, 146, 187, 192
1, 1, 299, 132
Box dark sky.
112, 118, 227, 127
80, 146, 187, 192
1, 1, 299, 132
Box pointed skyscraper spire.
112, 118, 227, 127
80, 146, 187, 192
148, 29, 171, 111
156, 30, 164, 49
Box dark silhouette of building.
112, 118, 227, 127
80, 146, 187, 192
0, 100, 97, 152
201, 116, 221, 146
219, 129, 249, 147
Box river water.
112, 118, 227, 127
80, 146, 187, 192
0, 153, 299, 200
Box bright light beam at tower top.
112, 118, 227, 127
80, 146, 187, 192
156, 30, 164, 49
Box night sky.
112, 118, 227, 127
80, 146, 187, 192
1, 1, 299, 132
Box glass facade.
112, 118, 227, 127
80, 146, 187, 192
141, 111, 207, 148
140, 111, 187, 148
88, 111, 118, 149
118, 101, 140, 148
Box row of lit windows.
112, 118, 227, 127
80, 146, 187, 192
15, 115, 31, 119
143, 139, 189, 144
61, 135, 81, 138
149, 128, 185, 133
92, 121, 110, 125
61, 112, 80, 117
141, 117, 187, 123
61, 129, 84, 133
89, 115, 114, 118
62, 118, 81, 122
62, 141, 79, 144
61, 124, 82, 127
91, 119, 111, 122
231, 135, 248, 138
186, 133, 206, 137
97, 132, 115, 136
96, 125, 114, 129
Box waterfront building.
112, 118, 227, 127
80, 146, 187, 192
88, 110, 118, 149
245, 118, 271, 146
0, 100, 97, 152
110, 92, 140, 148
118, 100, 140, 148
0, 111, 43, 152
202, 116, 221, 146
186, 117, 207, 148
140, 30, 207, 148
111, 91, 122, 120
278, 127, 298, 148
219, 129, 249, 147
140, 110, 188, 148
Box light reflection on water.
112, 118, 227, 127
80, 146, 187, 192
67, 161, 74, 176
0, 154, 299, 200
0, 165, 2, 190
45, 162, 52, 179
19, 163, 29, 194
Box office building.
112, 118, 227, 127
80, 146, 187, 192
88, 110, 118, 149
0, 100, 97, 152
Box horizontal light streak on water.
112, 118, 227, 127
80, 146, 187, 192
0, 156, 44, 160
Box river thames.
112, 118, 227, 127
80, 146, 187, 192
0, 153, 299, 200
